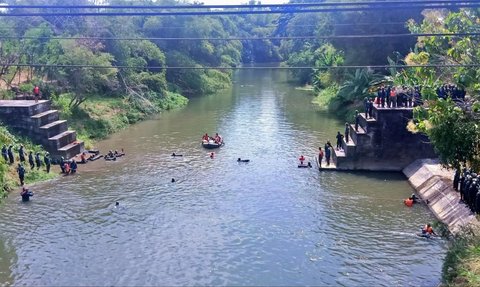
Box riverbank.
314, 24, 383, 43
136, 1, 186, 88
0, 125, 56, 199
51, 92, 189, 148
403, 159, 480, 286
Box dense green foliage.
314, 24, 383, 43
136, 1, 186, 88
402, 10, 480, 171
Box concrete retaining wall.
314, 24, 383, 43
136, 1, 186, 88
403, 159, 477, 233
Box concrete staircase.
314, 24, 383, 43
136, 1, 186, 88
332, 106, 436, 171
0, 100, 84, 160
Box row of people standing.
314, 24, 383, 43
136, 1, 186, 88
375, 85, 419, 109
437, 84, 466, 100
454, 168, 480, 214
1, 144, 51, 172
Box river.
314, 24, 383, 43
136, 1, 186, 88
0, 68, 446, 286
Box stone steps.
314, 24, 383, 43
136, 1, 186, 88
40, 120, 68, 138
48, 130, 77, 150
57, 141, 84, 159
349, 124, 370, 147
342, 138, 356, 157
31, 110, 59, 127
0, 100, 84, 160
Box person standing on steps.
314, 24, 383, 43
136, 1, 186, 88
18, 144, 26, 163
1, 144, 8, 162
35, 152, 42, 170
368, 98, 374, 119
325, 143, 331, 166
28, 151, 35, 169
17, 163, 25, 186
380, 86, 386, 108
363, 97, 369, 119
318, 147, 324, 168
354, 110, 360, 132
344, 122, 350, 143
7, 145, 14, 164
33, 85, 40, 102
336, 131, 343, 151
390, 87, 397, 108
386, 85, 391, 108
44, 152, 51, 173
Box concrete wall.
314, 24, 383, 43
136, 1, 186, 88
403, 159, 477, 233
337, 107, 437, 171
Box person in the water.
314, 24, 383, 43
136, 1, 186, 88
20, 187, 33, 202
171, 178, 176, 183
421, 224, 437, 236
115, 202, 119, 207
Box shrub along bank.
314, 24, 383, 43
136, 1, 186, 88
51, 91, 188, 148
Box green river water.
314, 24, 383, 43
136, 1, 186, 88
0, 68, 446, 286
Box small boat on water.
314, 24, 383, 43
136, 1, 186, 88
202, 139, 224, 149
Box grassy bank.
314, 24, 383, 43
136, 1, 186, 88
312, 84, 363, 122
0, 126, 56, 200
443, 226, 480, 286
51, 92, 188, 148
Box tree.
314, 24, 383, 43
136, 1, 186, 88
55, 40, 117, 109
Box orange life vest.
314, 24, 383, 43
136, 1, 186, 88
404, 198, 413, 207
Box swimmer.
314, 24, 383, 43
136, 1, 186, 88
172, 153, 183, 157
171, 178, 176, 183
210, 152, 214, 159
115, 202, 119, 208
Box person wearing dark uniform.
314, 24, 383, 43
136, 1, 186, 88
380, 87, 386, 108
1, 144, 7, 162
344, 122, 350, 143
475, 190, 480, 214
28, 151, 35, 169
318, 147, 324, 168
18, 145, 26, 163
35, 152, 42, 170
367, 98, 374, 118
453, 168, 460, 191
59, 157, 65, 173
468, 177, 478, 211
44, 153, 51, 173
386, 86, 391, 108
7, 145, 14, 164
354, 110, 360, 132
17, 163, 25, 186
70, 160, 78, 174
336, 131, 343, 150
363, 97, 369, 119
325, 143, 331, 166
21, 187, 34, 202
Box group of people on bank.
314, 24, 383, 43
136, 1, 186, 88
454, 168, 480, 214
1, 144, 52, 186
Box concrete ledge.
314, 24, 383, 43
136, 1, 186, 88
403, 159, 477, 233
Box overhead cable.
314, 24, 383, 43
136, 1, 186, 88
1, 3, 479, 17
4, 0, 480, 10
0, 32, 479, 42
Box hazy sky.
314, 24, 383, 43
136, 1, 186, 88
199, 0, 288, 4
